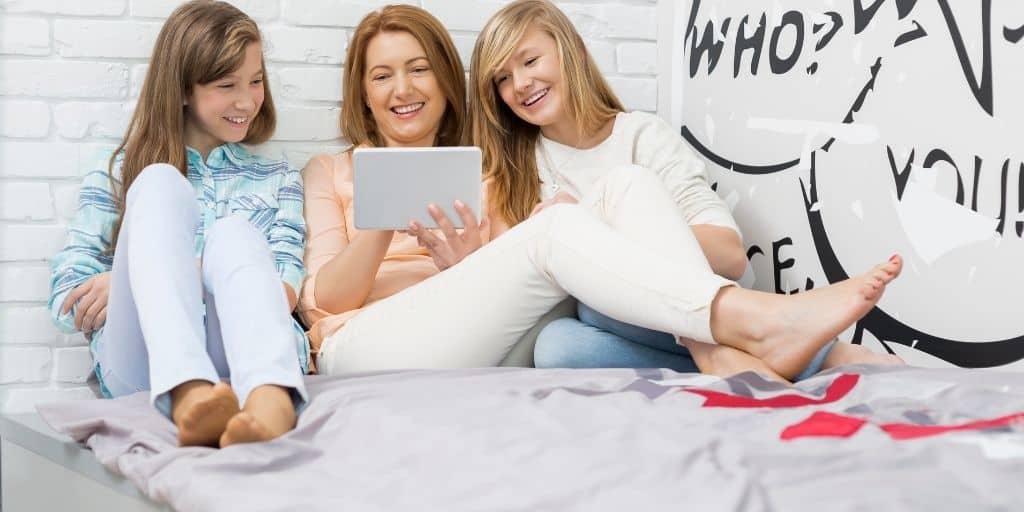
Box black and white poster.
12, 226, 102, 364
661, 0, 1024, 368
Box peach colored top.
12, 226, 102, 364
298, 151, 491, 359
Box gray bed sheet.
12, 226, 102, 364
38, 366, 1024, 511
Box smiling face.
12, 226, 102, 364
363, 30, 447, 147
493, 25, 569, 139
184, 42, 265, 157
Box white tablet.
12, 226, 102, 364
353, 146, 482, 230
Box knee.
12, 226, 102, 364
534, 202, 585, 230
533, 318, 587, 368
203, 216, 272, 277
126, 163, 192, 208
589, 165, 668, 213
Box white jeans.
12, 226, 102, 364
318, 165, 734, 374
95, 164, 307, 418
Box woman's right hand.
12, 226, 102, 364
61, 272, 112, 334
408, 200, 488, 271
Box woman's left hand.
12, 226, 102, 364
61, 272, 112, 335
409, 200, 489, 271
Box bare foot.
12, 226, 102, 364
711, 255, 903, 380
821, 341, 905, 369
172, 381, 240, 447
219, 385, 296, 448
680, 338, 790, 384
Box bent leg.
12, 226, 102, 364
96, 164, 219, 410
95, 164, 235, 446
320, 201, 726, 374
534, 317, 699, 372
202, 216, 306, 446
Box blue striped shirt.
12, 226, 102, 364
49, 143, 309, 376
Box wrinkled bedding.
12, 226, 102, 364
38, 366, 1024, 511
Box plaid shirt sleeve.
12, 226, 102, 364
269, 164, 307, 296
48, 170, 118, 333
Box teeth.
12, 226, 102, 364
523, 89, 548, 106
225, 116, 248, 124
393, 103, 424, 115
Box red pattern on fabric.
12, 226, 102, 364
879, 412, 1024, 440
780, 411, 1024, 441
686, 373, 860, 408
780, 411, 868, 440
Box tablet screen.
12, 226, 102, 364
353, 146, 482, 230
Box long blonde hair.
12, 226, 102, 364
470, 0, 623, 226
341, 5, 466, 147
108, 0, 275, 249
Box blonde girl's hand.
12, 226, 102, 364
408, 200, 489, 271
529, 191, 578, 217
61, 272, 112, 334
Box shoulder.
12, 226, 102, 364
304, 149, 353, 181
617, 111, 673, 137
302, 150, 355, 202
619, 111, 688, 157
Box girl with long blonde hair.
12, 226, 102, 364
460, 0, 903, 378
304, 5, 901, 380
48, 0, 307, 447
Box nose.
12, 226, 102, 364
235, 89, 257, 112
394, 72, 413, 98
513, 69, 532, 94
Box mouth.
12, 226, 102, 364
391, 102, 425, 119
521, 88, 549, 108
223, 116, 250, 127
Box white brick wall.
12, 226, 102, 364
0, 0, 661, 414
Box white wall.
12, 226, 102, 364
662, 1, 1024, 369
0, 0, 659, 414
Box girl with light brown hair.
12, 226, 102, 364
49, 0, 308, 447
303, 4, 902, 379
458, 0, 903, 378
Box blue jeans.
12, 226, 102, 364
534, 303, 834, 381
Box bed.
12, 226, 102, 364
4, 365, 1023, 511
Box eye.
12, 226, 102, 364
218, 83, 234, 89
525, 57, 538, 66
411, 66, 430, 74
251, 78, 264, 85
372, 73, 390, 82
494, 74, 508, 85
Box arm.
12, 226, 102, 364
691, 224, 746, 280
301, 155, 392, 315
283, 282, 298, 312
49, 170, 118, 333
268, 164, 307, 313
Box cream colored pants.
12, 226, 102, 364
317, 165, 733, 374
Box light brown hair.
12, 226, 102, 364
108, 0, 275, 249
470, 0, 623, 226
341, 5, 466, 147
